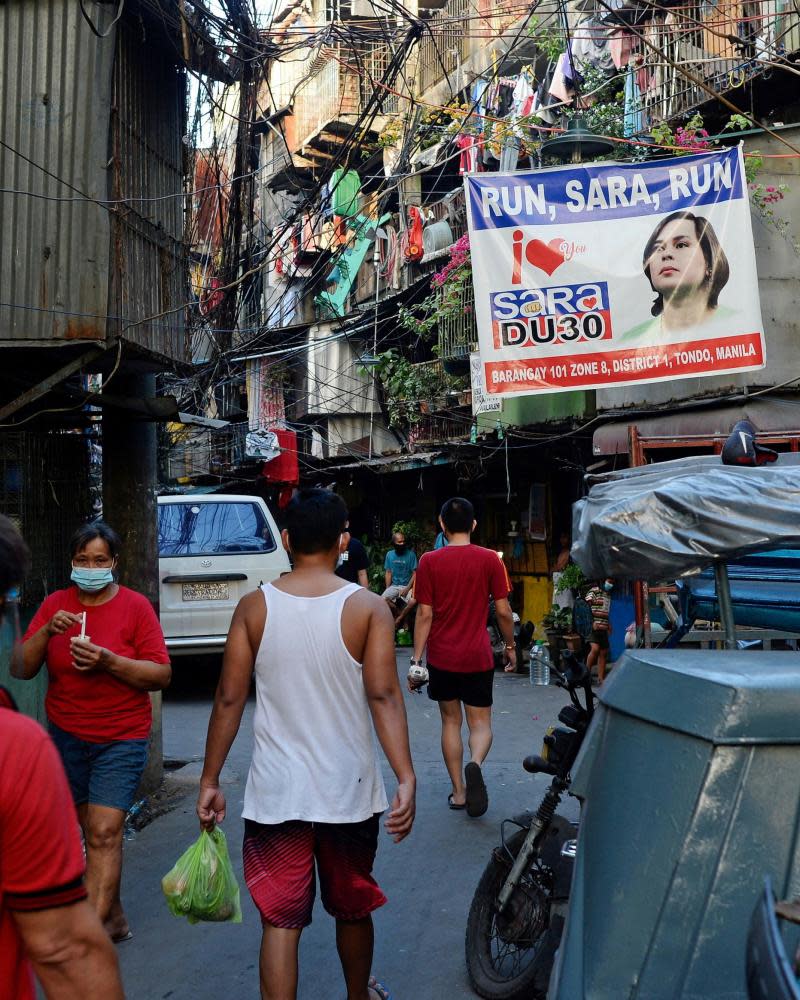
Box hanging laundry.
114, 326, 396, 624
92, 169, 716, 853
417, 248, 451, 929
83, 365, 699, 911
329, 168, 361, 218
571, 18, 616, 75
246, 429, 281, 461
548, 53, 575, 104
609, 29, 634, 69
471, 78, 490, 129
456, 133, 482, 174
320, 179, 334, 218
499, 135, 521, 172
496, 83, 515, 117
512, 74, 536, 117
623, 66, 645, 137
262, 428, 299, 491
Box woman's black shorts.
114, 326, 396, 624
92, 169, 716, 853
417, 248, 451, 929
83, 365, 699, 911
426, 664, 494, 707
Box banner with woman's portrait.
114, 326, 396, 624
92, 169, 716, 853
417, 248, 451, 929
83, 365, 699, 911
464, 146, 765, 396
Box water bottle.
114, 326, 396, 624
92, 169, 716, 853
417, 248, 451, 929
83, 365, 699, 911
530, 641, 551, 687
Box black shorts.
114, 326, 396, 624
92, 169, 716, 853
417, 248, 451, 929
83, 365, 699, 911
427, 664, 494, 707
590, 629, 610, 650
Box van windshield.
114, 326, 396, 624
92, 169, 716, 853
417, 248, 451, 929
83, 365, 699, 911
158, 502, 275, 556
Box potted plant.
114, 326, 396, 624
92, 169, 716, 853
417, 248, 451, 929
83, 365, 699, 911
555, 561, 586, 597
541, 604, 573, 668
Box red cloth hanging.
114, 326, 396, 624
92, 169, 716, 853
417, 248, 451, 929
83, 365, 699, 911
261, 428, 299, 486
404, 206, 424, 262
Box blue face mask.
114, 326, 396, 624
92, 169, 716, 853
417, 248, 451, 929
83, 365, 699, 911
71, 566, 114, 592
603, 581, 614, 592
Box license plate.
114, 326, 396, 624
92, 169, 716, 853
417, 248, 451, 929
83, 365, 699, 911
182, 582, 229, 602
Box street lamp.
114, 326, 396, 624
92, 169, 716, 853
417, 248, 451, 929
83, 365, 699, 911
539, 116, 616, 165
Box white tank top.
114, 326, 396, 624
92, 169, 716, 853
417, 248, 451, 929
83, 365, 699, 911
242, 582, 389, 825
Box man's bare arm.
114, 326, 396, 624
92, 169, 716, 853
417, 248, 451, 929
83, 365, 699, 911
197, 590, 261, 828
14, 900, 124, 1000
384, 568, 392, 590
362, 598, 416, 842
357, 568, 369, 588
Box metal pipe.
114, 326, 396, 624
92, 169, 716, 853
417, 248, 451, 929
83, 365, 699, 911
715, 562, 737, 650
368, 244, 380, 461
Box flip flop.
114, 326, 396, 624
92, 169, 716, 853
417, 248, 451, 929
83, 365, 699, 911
448, 793, 466, 810
368, 978, 392, 1000
112, 930, 133, 944
464, 762, 488, 818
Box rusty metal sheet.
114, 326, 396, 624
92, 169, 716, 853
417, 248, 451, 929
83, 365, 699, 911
0, 2, 187, 363
106, 13, 187, 362
0, 0, 116, 343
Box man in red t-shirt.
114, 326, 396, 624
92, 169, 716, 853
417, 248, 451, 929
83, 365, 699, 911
0, 515, 123, 1000
410, 497, 515, 818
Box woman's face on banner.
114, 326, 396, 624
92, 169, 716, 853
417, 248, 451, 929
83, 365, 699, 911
647, 219, 707, 298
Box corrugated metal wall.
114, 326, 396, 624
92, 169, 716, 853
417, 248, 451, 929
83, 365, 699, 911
0, 1, 187, 361
107, 14, 187, 361
0, 0, 115, 342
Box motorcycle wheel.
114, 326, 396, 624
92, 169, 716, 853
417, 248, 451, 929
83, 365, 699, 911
465, 829, 558, 1000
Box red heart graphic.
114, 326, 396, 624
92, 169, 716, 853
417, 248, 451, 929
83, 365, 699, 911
583, 296, 597, 309
525, 239, 566, 276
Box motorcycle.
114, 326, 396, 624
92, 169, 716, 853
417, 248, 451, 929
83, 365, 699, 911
465, 650, 594, 999
487, 599, 534, 670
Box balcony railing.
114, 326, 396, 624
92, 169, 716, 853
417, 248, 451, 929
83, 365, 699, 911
418, 0, 474, 93
631, 0, 800, 126
294, 54, 344, 149
293, 42, 400, 151
437, 284, 477, 361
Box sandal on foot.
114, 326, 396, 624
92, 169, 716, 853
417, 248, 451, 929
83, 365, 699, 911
448, 793, 466, 810
112, 930, 133, 944
368, 977, 392, 999
464, 762, 488, 817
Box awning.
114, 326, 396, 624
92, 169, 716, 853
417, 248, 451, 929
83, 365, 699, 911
592, 397, 800, 456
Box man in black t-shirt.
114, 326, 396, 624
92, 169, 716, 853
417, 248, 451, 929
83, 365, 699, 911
335, 532, 369, 587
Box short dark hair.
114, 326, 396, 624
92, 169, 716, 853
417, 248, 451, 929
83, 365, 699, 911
0, 515, 30, 595
643, 210, 730, 317
440, 497, 475, 534
285, 489, 348, 554
69, 521, 121, 561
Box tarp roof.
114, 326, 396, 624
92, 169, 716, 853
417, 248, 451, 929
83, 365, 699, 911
572, 453, 800, 581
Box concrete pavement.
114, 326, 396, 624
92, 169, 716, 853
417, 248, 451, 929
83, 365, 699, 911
118, 652, 578, 999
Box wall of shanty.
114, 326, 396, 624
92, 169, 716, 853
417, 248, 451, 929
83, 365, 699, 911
0, 1, 187, 362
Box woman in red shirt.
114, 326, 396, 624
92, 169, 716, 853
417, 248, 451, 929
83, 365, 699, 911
18, 522, 171, 943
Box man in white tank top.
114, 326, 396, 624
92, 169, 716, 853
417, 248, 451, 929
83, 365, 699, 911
196, 489, 416, 1000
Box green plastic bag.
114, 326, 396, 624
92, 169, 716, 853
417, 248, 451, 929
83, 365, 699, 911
161, 827, 242, 924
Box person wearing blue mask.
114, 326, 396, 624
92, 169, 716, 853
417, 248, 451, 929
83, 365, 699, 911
585, 578, 613, 684
18, 522, 171, 945
0, 515, 125, 999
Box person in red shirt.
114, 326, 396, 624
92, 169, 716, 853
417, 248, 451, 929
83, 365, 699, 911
19, 521, 171, 943
0, 514, 123, 1000
410, 497, 515, 818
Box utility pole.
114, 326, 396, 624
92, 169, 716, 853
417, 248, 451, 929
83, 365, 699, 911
102, 372, 162, 794
215, 0, 258, 355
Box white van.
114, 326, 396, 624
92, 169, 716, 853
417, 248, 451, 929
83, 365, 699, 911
157, 494, 290, 656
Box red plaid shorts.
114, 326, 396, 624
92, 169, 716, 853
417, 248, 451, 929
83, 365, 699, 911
242, 814, 387, 928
